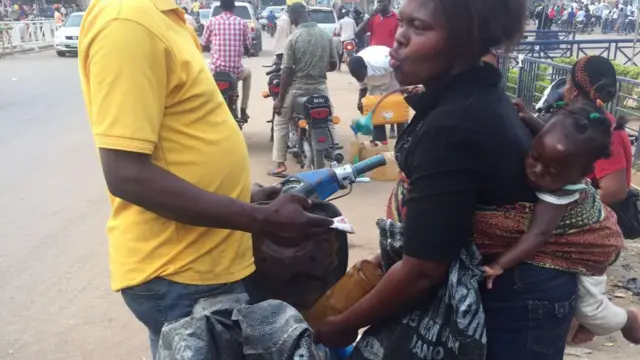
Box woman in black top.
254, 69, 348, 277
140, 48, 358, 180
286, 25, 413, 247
314, 0, 577, 359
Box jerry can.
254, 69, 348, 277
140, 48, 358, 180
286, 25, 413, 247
303, 259, 383, 330
361, 93, 410, 126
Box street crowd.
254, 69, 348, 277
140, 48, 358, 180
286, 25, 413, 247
533, 1, 639, 34
75, 0, 640, 359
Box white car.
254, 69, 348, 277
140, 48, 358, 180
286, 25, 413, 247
54, 12, 83, 57
308, 7, 340, 55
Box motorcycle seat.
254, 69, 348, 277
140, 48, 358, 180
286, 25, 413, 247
292, 94, 331, 116
213, 72, 238, 90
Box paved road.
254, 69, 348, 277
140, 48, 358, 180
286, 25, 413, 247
0, 37, 392, 360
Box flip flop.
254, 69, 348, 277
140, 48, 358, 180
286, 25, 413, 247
267, 168, 288, 178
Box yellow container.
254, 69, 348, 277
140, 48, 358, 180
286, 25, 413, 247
362, 94, 410, 126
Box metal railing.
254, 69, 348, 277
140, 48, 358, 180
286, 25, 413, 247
522, 29, 577, 41
499, 54, 640, 161
0, 20, 59, 55
515, 38, 640, 66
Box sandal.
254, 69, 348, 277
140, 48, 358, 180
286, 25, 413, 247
267, 166, 288, 178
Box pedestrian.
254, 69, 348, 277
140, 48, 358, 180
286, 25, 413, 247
513, 55, 639, 346
78, 0, 333, 358
347, 45, 405, 144
268, 2, 339, 177
311, 0, 586, 359
355, 0, 398, 48
53, 7, 62, 25
201, 0, 253, 122
272, 6, 295, 63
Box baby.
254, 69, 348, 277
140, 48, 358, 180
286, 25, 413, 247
484, 100, 640, 344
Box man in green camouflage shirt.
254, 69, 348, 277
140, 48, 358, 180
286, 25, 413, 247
269, 2, 339, 176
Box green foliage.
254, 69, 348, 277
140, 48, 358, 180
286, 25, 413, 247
553, 57, 640, 81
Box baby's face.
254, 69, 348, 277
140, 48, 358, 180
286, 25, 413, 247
525, 126, 585, 193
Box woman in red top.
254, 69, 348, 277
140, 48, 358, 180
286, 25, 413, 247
563, 55, 633, 206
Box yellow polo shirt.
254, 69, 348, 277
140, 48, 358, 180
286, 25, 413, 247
79, 0, 254, 291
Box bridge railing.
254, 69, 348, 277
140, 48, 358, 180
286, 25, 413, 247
0, 20, 59, 55
499, 54, 640, 162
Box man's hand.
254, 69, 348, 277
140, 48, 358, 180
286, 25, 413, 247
400, 85, 425, 95
251, 183, 282, 203
259, 193, 334, 241
357, 99, 363, 114
314, 316, 359, 348
483, 262, 504, 290
273, 99, 284, 115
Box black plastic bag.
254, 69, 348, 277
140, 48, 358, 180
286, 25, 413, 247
350, 219, 487, 360
609, 188, 640, 239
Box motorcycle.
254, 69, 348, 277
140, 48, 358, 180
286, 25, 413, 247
576, 18, 594, 34
342, 39, 356, 64
205, 60, 245, 129
267, 21, 276, 37
262, 60, 344, 169
251, 155, 387, 311
625, 16, 637, 35
262, 59, 283, 142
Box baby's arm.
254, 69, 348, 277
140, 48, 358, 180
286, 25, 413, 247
576, 275, 628, 335
493, 200, 566, 270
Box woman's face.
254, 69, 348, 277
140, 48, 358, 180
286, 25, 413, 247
563, 77, 579, 104
389, 0, 448, 86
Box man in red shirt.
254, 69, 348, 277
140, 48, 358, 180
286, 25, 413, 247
355, 0, 398, 48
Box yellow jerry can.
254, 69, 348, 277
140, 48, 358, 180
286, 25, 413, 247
361, 93, 410, 126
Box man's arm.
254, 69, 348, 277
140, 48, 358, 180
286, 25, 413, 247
328, 122, 479, 331
278, 38, 295, 100
85, 20, 263, 232
84, 19, 329, 236
355, 13, 373, 38
243, 21, 252, 54
327, 37, 338, 72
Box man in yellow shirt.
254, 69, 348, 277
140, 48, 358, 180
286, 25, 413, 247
78, 0, 331, 357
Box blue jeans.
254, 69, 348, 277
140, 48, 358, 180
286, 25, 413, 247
481, 263, 577, 360
121, 277, 247, 360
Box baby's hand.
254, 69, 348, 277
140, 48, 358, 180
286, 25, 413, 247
483, 263, 504, 290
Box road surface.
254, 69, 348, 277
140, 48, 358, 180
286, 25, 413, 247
0, 37, 638, 360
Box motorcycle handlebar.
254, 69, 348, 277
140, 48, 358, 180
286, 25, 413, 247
352, 155, 386, 177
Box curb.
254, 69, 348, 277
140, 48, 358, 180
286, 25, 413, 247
0, 44, 54, 57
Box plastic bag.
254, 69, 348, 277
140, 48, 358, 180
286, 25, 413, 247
350, 219, 487, 360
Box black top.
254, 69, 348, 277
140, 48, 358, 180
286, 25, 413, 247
396, 64, 537, 263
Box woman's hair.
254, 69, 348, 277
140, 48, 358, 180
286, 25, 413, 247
571, 55, 618, 105
437, 0, 527, 64
553, 101, 622, 171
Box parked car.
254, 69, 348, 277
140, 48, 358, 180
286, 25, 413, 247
53, 12, 83, 57
308, 7, 340, 56
209, 1, 262, 55
257, 6, 283, 29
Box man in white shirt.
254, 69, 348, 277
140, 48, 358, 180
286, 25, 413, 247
273, 7, 296, 63
348, 45, 404, 143
335, 13, 357, 71
576, 8, 586, 22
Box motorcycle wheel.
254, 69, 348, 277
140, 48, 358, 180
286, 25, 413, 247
304, 138, 325, 170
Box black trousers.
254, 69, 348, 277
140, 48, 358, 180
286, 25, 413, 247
372, 123, 406, 142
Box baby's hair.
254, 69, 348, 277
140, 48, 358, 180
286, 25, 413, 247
552, 101, 613, 173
